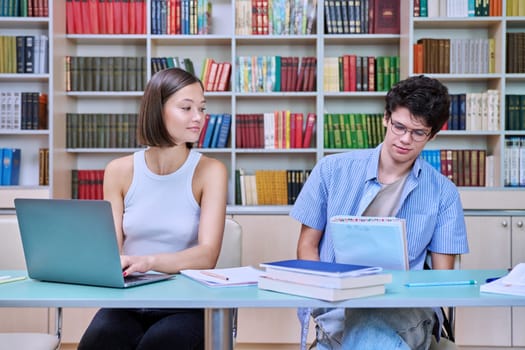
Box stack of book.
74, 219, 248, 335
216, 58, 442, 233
258, 259, 392, 302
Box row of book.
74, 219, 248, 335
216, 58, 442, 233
324, 0, 400, 35
258, 259, 392, 302
506, 0, 525, 16
506, 33, 525, 74
151, 56, 196, 76
1, 35, 49, 74
235, 55, 317, 93
66, 0, 146, 34
235, 0, 317, 35
413, 38, 495, 75
197, 113, 231, 148
0, 0, 48, 16
0, 148, 21, 186
421, 149, 487, 187
151, 0, 211, 34
445, 91, 499, 131
71, 169, 105, 200
200, 59, 232, 92
0, 91, 48, 130
506, 94, 525, 131
65, 56, 147, 92
324, 113, 385, 150
414, 0, 502, 17
235, 169, 311, 206
66, 113, 141, 149
325, 55, 399, 93
505, 137, 525, 187
235, 112, 316, 149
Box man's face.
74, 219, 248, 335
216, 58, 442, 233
382, 107, 432, 165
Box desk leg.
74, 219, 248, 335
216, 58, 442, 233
204, 308, 234, 350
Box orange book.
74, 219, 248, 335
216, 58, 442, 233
205, 60, 219, 91
413, 43, 423, 74
217, 62, 232, 92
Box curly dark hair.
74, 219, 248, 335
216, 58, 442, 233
137, 67, 204, 148
384, 75, 450, 137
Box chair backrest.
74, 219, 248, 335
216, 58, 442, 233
215, 218, 242, 268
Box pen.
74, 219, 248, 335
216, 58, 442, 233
200, 271, 230, 281
405, 280, 477, 287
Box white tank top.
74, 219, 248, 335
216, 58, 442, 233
122, 149, 202, 256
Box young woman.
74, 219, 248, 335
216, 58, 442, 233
78, 68, 228, 350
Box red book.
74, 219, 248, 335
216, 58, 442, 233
81, 0, 91, 33
348, 54, 357, 91
128, 0, 136, 33
113, 0, 122, 34
212, 62, 224, 91
280, 56, 288, 92
288, 56, 298, 92
367, 56, 376, 91
106, 0, 114, 34
66, 0, 75, 33
121, 0, 129, 34
89, 0, 99, 34
175, 0, 181, 34
135, 0, 146, 34
307, 57, 317, 91
96, 169, 105, 199
373, 0, 400, 34
72, 0, 84, 34
302, 57, 311, 92
302, 113, 316, 148
235, 114, 244, 148
198, 114, 210, 147
295, 57, 307, 92
257, 113, 265, 148
217, 62, 232, 92
294, 113, 304, 149
99, 0, 107, 33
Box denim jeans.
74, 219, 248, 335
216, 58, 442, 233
313, 307, 435, 350
78, 308, 204, 350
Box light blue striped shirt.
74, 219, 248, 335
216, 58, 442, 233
290, 144, 468, 349
290, 143, 469, 268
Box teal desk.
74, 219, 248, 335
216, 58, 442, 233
1, 269, 523, 349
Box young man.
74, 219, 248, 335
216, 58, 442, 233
290, 75, 469, 350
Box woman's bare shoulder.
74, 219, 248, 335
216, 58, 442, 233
105, 154, 134, 176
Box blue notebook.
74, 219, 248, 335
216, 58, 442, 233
260, 259, 383, 278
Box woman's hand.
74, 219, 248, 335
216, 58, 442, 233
121, 255, 155, 276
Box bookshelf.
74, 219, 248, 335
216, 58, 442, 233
0, 16, 53, 207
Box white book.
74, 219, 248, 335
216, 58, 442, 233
329, 216, 409, 270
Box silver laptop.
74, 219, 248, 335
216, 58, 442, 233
14, 198, 173, 288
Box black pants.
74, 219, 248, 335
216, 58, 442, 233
78, 308, 204, 350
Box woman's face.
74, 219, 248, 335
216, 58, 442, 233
162, 82, 206, 145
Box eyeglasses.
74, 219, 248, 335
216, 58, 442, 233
389, 119, 431, 142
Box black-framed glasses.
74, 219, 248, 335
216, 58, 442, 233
389, 119, 431, 142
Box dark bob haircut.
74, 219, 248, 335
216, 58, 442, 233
137, 67, 204, 148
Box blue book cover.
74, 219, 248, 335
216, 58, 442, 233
216, 113, 232, 148
202, 114, 217, 148
210, 114, 223, 148
2, 148, 21, 186
260, 259, 383, 278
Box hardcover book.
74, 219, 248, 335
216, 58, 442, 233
260, 259, 391, 289
258, 275, 385, 301
372, 0, 399, 34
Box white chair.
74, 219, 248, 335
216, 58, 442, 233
0, 308, 62, 350
204, 217, 243, 350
